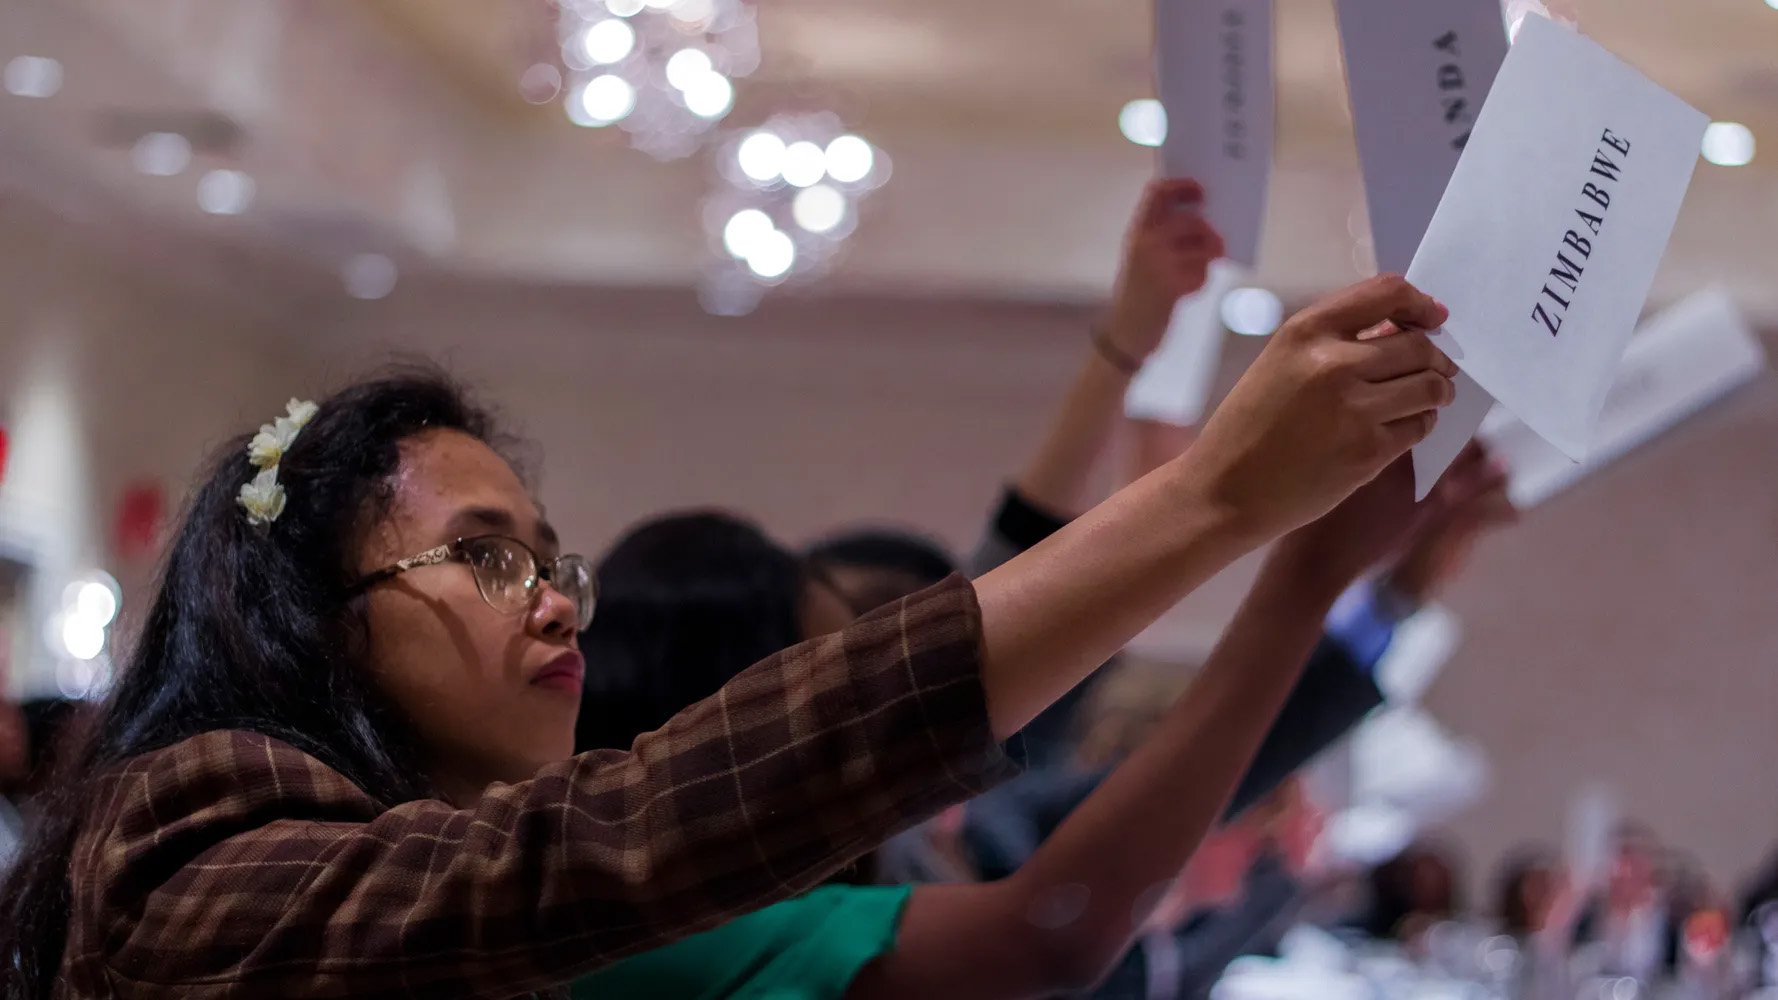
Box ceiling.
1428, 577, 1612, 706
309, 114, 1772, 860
1, 0, 1775, 319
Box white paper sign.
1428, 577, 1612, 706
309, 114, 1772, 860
1415, 371, 1499, 500
1407, 15, 1708, 497
1125, 260, 1241, 426
1155, 0, 1274, 267
1565, 784, 1617, 889
1335, 0, 1511, 275
1481, 286, 1768, 508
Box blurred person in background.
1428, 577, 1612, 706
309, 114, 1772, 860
572, 447, 1446, 1000
1575, 821, 1676, 982
1360, 841, 1466, 945
0, 254, 1467, 997
1496, 846, 1564, 939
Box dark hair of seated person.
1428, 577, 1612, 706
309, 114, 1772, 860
576, 510, 874, 881
576, 511, 807, 752
803, 527, 956, 614
1363, 842, 1465, 941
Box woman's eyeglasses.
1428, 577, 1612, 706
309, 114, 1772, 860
355, 535, 596, 630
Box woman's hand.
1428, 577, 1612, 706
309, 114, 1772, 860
1184, 275, 1458, 541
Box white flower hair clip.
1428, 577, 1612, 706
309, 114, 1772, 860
237, 398, 318, 528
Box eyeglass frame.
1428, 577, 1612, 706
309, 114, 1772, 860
353, 534, 596, 630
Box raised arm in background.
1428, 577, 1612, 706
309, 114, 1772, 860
1007, 178, 1222, 525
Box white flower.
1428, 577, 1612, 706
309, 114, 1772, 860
284, 398, 318, 430
246, 400, 317, 469
236, 467, 287, 527
247, 421, 295, 469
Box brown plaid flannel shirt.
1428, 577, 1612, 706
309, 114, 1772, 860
57, 576, 1017, 999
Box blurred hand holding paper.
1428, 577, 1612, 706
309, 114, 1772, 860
1155, 0, 1273, 267
1406, 15, 1707, 497
1124, 260, 1240, 426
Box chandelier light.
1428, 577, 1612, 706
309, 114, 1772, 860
698, 112, 890, 315
557, 0, 760, 160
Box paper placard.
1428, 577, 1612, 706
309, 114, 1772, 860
1481, 286, 1768, 508
1155, 0, 1274, 267
1336, 0, 1511, 275
1407, 14, 1708, 496
1415, 371, 1498, 499
1565, 784, 1617, 889
1125, 260, 1241, 426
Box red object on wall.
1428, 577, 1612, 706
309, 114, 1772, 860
0, 426, 9, 488
116, 482, 166, 562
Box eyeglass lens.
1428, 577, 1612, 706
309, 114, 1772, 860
462, 538, 595, 628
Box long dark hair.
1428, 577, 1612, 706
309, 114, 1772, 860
0, 370, 508, 997
574, 511, 806, 753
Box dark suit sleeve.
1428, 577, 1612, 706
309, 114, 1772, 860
1223, 637, 1383, 819
963, 638, 1383, 883
963, 767, 1108, 883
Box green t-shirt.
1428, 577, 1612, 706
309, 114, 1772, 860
571, 885, 913, 1000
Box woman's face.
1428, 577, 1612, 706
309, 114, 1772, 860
357, 429, 583, 802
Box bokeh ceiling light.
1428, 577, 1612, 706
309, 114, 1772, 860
781, 141, 826, 187
823, 135, 875, 184
581, 18, 637, 64
792, 184, 846, 233
197, 169, 255, 215
579, 74, 637, 125
75, 587, 118, 627
665, 48, 713, 90
1221, 287, 1283, 336
682, 71, 734, 119
58, 614, 105, 661
557, 0, 760, 159
737, 131, 787, 181
343, 253, 398, 300
1119, 98, 1168, 147
133, 132, 192, 177
703, 113, 889, 313
745, 229, 796, 278
4, 55, 63, 98
672, 0, 717, 25
1701, 121, 1755, 167
722, 208, 774, 258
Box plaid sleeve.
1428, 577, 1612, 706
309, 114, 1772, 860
67, 575, 1018, 999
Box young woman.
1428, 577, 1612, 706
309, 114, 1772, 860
570, 455, 1459, 1000
0, 267, 1455, 996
